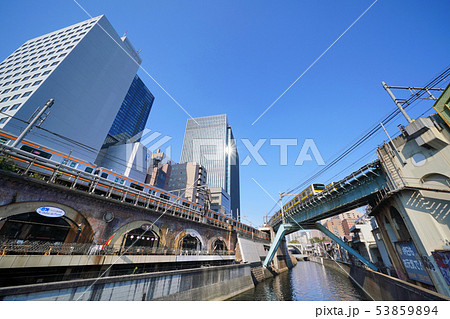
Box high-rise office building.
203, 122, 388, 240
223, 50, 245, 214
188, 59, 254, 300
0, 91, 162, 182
108, 74, 154, 140
94, 74, 154, 181
0, 15, 141, 163
167, 162, 207, 206
180, 114, 240, 220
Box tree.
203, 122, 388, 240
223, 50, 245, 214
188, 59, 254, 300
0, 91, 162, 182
310, 237, 324, 244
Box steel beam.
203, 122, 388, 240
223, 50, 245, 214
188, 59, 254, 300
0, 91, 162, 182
263, 223, 294, 268
315, 222, 378, 271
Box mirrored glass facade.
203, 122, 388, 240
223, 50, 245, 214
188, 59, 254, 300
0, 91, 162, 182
180, 114, 240, 220
108, 74, 154, 140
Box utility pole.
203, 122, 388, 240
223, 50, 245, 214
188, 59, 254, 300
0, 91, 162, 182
11, 99, 54, 148
279, 192, 296, 224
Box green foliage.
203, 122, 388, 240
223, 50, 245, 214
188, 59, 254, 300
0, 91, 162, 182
0, 155, 16, 172
289, 240, 300, 244
310, 237, 324, 244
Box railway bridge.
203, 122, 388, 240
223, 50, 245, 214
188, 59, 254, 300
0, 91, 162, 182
263, 89, 450, 297
0, 146, 268, 286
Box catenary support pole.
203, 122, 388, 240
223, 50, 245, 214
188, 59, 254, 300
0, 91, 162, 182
11, 99, 54, 148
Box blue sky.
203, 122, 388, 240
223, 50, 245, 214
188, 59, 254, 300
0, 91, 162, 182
1, 1, 449, 226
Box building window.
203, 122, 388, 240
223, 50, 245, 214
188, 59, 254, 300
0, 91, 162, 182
0, 106, 8, 112
32, 73, 40, 78
51, 62, 59, 66
22, 83, 30, 89
42, 71, 51, 76
32, 80, 41, 86
0, 117, 7, 124
40, 59, 47, 64
59, 53, 66, 58
49, 56, 56, 61
40, 64, 49, 69
2, 89, 10, 94
11, 86, 20, 91
3, 81, 11, 86
22, 70, 29, 75
10, 103, 21, 110
31, 67, 38, 72
0, 97, 10, 103
22, 76, 30, 81
22, 91, 32, 97
11, 94, 20, 100
66, 45, 74, 50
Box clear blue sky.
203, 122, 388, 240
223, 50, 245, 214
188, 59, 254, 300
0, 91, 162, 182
1, 1, 449, 227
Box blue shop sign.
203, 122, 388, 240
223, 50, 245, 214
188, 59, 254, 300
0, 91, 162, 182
396, 241, 433, 285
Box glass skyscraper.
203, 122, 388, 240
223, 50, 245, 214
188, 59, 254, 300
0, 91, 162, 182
180, 114, 240, 220
0, 15, 141, 163
108, 74, 154, 140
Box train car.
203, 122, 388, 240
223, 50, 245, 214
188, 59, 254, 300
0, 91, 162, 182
325, 182, 338, 193
270, 183, 326, 225
1, 130, 269, 240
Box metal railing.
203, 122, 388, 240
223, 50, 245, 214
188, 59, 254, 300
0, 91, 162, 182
0, 239, 235, 257
0, 144, 269, 240
0, 145, 222, 228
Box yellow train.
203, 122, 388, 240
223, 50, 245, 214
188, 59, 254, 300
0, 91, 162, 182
270, 183, 325, 224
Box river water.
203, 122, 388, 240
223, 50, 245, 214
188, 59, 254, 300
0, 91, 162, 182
229, 261, 369, 301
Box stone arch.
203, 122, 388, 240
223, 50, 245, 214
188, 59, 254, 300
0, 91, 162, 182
420, 173, 450, 189
173, 229, 205, 251
108, 220, 162, 250
208, 236, 228, 253
0, 201, 94, 243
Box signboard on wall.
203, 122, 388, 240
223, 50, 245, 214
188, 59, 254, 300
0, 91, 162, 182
395, 241, 433, 285
36, 206, 66, 218
431, 250, 450, 286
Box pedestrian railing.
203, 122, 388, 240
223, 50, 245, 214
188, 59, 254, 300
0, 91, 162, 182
0, 239, 235, 257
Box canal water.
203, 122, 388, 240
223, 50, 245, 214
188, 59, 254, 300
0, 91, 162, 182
229, 261, 369, 301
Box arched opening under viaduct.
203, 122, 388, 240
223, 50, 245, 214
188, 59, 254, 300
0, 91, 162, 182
0, 202, 93, 247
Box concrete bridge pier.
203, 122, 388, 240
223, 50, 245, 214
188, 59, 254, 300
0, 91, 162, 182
372, 189, 450, 296
262, 225, 294, 271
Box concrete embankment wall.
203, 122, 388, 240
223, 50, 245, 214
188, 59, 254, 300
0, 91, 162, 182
235, 236, 296, 284
0, 264, 253, 301
309, 257, 449, 301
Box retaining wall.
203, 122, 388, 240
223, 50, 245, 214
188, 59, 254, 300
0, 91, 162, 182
0, 264, 254, 301
309, 257, 449, 301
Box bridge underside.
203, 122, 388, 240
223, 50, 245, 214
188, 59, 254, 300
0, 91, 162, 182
264, 162, 388, 269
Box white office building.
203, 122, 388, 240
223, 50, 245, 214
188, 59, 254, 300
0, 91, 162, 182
0, 15, 141, 163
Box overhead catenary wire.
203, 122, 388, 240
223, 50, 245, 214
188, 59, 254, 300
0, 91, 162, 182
285, 65, 450, 195
1, 111, 152, 172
